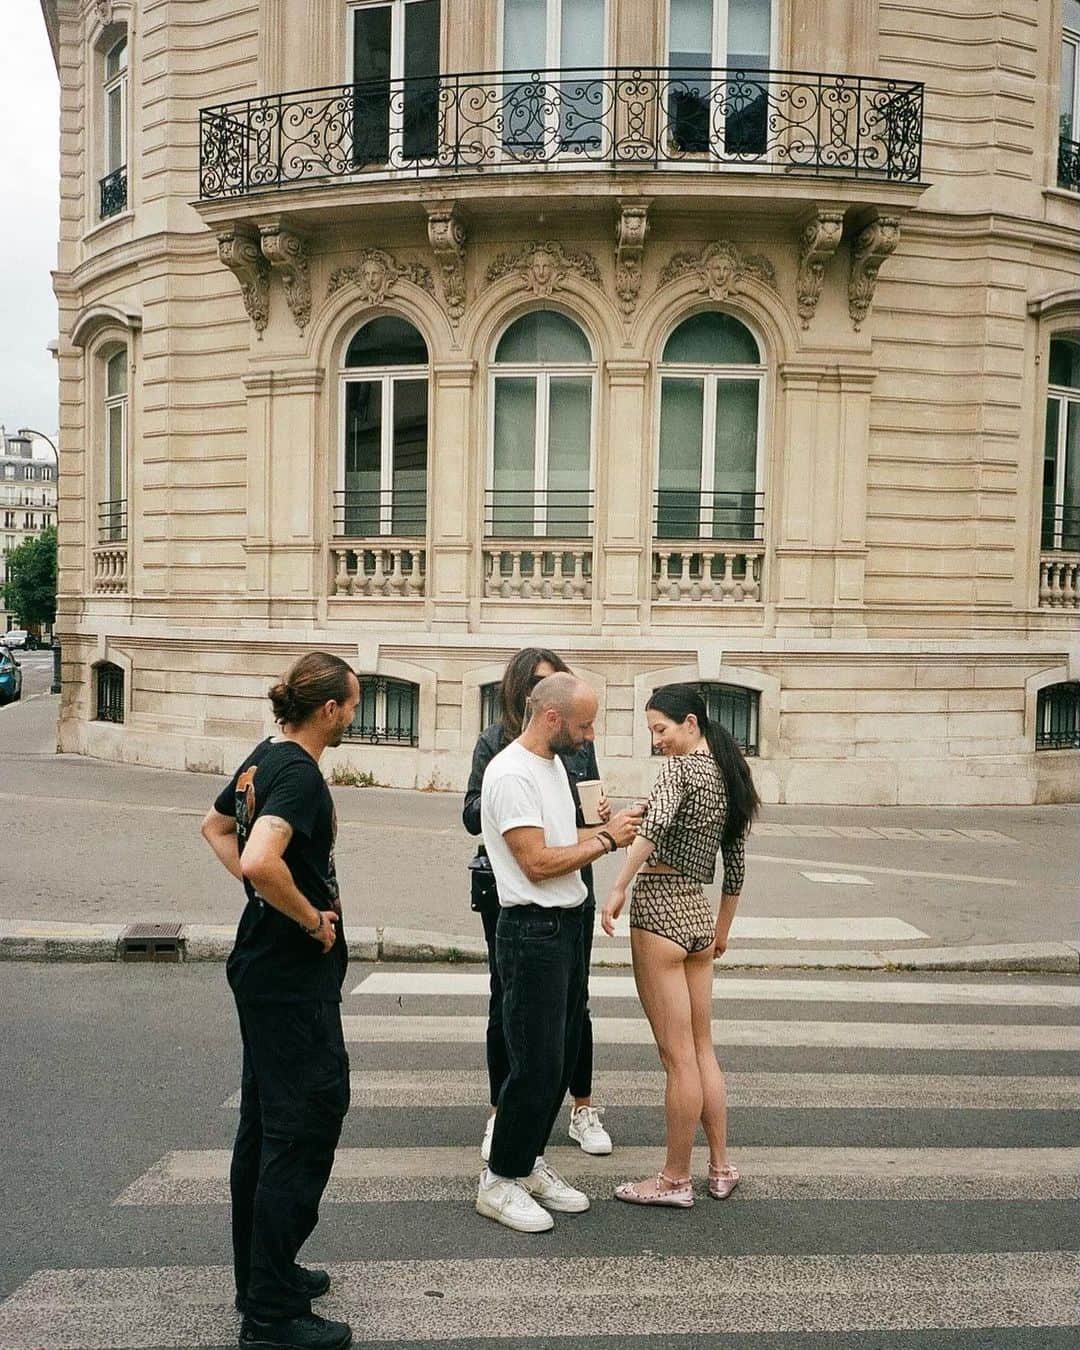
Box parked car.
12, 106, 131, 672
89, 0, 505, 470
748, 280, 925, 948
2, 629, 29, 650
0, 648, 22, 704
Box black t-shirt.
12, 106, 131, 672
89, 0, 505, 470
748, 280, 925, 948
214, 738, 348, 1002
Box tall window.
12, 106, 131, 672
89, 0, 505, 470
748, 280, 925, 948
667, 0, 772, 154
344, 675, 420, 745
489, 310, 594, 538
501, 0, 606, 153
1036, 682, 1080, 750
1062, 1, 1080, 189
102, 349, 128, 544
1042, 336, 1079, 552
350, 0, 440, 165
101, 35, 128, 217
656, 312, 764, 541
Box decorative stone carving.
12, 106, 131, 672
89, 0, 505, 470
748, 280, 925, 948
614, 203, 650, 317
426, 205, 468, 324
796, 210, 844, 329
485, 240, 602, 296
94, 0, 114, 24
327, 249, 434, 303
218, 226, 270, 336
848, 215, 900, 329
260, 225, 311, 334
659, 240, 776, 299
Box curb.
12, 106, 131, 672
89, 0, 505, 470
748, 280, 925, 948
0, 921, 1077, 974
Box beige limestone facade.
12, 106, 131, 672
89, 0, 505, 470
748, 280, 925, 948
41, 0, 1080, 803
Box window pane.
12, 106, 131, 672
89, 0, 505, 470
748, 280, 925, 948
663, 311, 760, 364
106, 37, 127, 82
492, 377, 537, 535
495, 310, 592, 363
107, 85, 124, 171
657, 377, 705, 538
354, 3, 392, 163
547, 376, 591, 537
1049, 337, 1080, 389
702, 683, 757, 754
106, 351, 127, 397
561, 0, 604, 66
391, 377, 428, 534
713, 378, 759, 539
1065, 401, 1079, 550
728, 0, 770, 64
504, 0, 547, 68
344, 380, 382, 534
1067, 2, 1080, 35
670, 0, 713, 65
107, 403, 124, 502
403, 0, 439, 159
345, 316, 428, 367
1043, 396, 1060, 549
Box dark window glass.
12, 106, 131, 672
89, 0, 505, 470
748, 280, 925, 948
480, 681, 500, 729
403, 0, 440, 159
344, 380, 382, 536
663, 311, 760, 364
494, 310, 592, 364
1036, 682, 1080, 750
652, 682, 759, 756
353, 3, 392, 164
344, 675, 420, 746
1049, 337, 1080, 390
345, 316, 428, 367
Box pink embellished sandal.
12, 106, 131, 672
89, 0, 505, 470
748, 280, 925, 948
708, 1160, 739, 1200
614, 1171, 694, 1208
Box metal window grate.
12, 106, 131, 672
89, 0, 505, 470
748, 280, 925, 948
95, 662, 125, 724
1059, 136, 1080, 193
118, 923, 185, 963
344, 675, 420, 746
480, 681, 500, 730
1036, 682, 1080, 750
100, 165, 128, 218
650, 682, 759, 757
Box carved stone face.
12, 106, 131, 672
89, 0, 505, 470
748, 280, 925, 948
529, 248, 557, 292
361, 257, 387, 300
704, 251, 736, 296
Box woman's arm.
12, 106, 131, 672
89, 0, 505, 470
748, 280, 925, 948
462, 732, 497, 835
599, 834, 656, 935
714, 891, 739, 959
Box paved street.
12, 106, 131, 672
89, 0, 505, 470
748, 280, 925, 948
0, 648, 54, 703
0, 961, 1076, 1347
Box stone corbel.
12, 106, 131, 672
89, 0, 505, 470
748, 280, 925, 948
796, 209, 844, 329
218, 225, 270, 337
260, 224, 311, 334
426, 203, 468, 324
614, 201, 650, 318
94, 0, 114, 24
849, 214, 900, 330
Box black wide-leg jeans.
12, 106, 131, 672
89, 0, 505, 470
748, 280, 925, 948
487, 903, 588, 1180
230, 998, 350, 1319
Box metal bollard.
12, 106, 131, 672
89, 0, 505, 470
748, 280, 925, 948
51, 640, 61, 695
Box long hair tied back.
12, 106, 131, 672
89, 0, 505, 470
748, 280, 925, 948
497, 646, 572, 738
269, 651, 354, 727
646, 683, 760, 846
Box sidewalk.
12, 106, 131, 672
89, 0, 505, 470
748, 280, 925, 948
2, 695, 1078, 971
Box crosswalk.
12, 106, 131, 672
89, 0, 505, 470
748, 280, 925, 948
1, 965, 1078, 1347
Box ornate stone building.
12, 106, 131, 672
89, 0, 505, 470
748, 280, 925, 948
41, 0, 1080, 801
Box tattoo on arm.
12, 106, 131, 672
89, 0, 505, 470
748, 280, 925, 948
260, 815, 294, 846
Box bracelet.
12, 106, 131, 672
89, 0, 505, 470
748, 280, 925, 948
596, 830, 617, 854
301, 912, 323, 937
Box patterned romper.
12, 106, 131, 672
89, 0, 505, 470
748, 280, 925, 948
631, 753, 746, 954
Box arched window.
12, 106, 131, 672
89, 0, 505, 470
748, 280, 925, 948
94, 662, 125, 724
344, 674, 420, 746
101, 348, 128, 544
1042, 335, 1079, 552
656, 311, 764, 542
101, 35, 128, 217
651, 681, 759, 755
489, 310, 594, 538
1036, 682, 1080, 750
340, 317, 428, 538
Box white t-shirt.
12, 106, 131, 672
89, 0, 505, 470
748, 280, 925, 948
480, 740, 587, 910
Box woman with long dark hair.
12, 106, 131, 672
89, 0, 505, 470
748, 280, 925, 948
463, 648, 614, 1163
601, 682, 759, 1207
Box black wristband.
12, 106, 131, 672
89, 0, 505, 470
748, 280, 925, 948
597, 830, 616, 854
301, 912, 322, 936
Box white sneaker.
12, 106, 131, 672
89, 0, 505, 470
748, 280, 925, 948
569, 1105, 613, 1155
476, 1170, 554, 1232
522, 1156, 590, 1213
480, 1114, 495, 1163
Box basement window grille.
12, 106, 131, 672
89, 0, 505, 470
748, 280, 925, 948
650, 683, 759, 757
344, 675, 419, 746
1036, 682, 1080, 750
94, 662, 125, 723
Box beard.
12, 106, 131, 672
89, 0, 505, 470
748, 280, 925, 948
549, 726, 578, 755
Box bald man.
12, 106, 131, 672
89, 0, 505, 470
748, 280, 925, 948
476, 674, 642, 1233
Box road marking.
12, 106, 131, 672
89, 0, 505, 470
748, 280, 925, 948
801, 871, 873, 884
222, 1069, 1079, 1111
598, 914, 929, 941
755, 823, 1018, 844
340, 1014, 1080, 1051
352, 971, 1080, 1007
748, 853, 1022, 887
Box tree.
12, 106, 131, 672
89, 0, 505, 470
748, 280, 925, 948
4, 526, 57, 628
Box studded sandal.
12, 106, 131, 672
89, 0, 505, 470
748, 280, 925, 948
614, 1171, 694, 1208
707, 1161, 739, 1200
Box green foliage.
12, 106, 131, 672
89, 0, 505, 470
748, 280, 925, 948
3, 526, 57, 627
328, 764, 379, 788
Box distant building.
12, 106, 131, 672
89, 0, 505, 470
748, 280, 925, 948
0, 428, 57, 634
39, 0, 1080, 801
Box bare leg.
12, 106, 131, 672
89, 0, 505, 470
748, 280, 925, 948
630, 928, 701, 1182
684, 946, 728, 1167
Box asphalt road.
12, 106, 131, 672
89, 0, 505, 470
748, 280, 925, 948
0, 648, 54, 703
0, 962, 1076, 1348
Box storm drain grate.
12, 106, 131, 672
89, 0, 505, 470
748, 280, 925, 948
118, 923, 186, 963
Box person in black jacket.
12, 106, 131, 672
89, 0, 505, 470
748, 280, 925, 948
464, 647, 614, 1162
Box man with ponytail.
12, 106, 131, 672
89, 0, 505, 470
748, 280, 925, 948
201, 652, 360, 1350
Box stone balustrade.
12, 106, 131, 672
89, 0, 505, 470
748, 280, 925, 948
483, 543, 593, 600
652, 543, 764, 604
1038, 552, 1080, 608
331, 542, 426, 597
92, 546, 128, 594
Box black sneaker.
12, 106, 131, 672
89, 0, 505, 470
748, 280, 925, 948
236, 1268, 332, 1314
239, 1311, 352, 1349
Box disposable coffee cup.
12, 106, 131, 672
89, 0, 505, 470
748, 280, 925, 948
577, 779, 604, 826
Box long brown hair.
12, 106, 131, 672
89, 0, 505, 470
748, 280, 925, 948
497, 647, 571, 738
269, 652, 355, 727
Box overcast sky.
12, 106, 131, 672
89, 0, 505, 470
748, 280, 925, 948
1, 2, 60, 445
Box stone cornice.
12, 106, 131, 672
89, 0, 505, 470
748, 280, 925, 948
241, 369, 325, 395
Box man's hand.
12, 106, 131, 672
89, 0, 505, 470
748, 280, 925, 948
605, 804, 644, 848
306, 910, 339, 955
596, 793, 611, 824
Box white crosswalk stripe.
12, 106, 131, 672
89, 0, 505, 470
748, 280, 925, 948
3, 968, 1077, 1347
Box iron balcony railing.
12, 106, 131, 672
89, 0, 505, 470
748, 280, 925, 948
654, 488, 765, 541
1041, 502, 1080, 554
199, 66, 923, 198
333, 488, 426, 538
98, 497, 127, 545
1059, 136, 1080, 193
484, 488, 594, 539
100, 165, 127, 218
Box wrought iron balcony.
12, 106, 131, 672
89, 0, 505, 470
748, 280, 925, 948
199, 66, 923, 199
98, 497, 127, 545
333, 488, 426, 538
654, 488, 764, 542
99, 166, 127, 218
1059, 136, 1080, 193
484, 488, 594, 539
